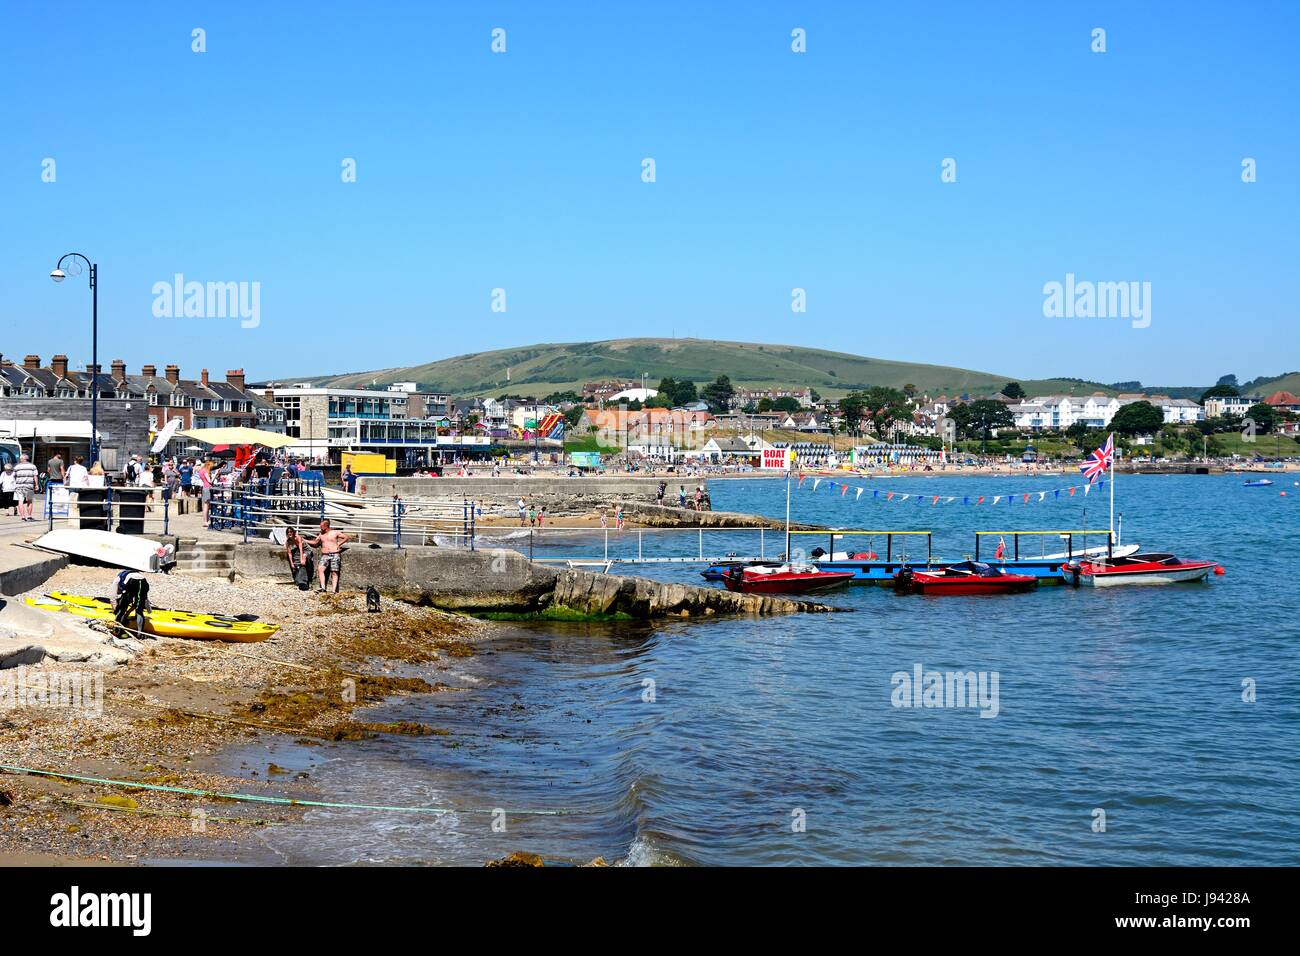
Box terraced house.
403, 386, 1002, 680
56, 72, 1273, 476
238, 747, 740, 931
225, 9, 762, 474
0, 353, 284, 466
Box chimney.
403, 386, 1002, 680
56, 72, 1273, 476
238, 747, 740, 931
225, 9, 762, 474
225, 368, 245, 391
264, 389, 275, 401
111, 359, 127, 382
201, 369, 210, 387
23, 354, 41, 370
84, 362, 100, 376
142, 364, 157, 379
52, 355, 69, 379
165, 364, 180, 385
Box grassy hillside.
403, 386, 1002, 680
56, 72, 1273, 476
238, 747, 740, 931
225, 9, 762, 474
1241, 371, 1300, 397
292, 338, 1115, 399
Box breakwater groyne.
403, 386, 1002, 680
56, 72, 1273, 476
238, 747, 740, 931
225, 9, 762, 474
232, 544, 837, 617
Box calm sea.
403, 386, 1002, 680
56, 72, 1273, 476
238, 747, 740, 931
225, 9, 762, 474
221, 474, 1300, 865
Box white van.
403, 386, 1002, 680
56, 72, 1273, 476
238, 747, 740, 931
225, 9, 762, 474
0, 438, 21, 470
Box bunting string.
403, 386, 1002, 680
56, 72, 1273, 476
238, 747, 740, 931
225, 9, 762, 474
804, 475, 1105, 505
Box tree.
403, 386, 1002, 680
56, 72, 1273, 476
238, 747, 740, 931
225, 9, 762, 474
771, 396, 801, 413
1111, 400, 1165, 436
1244, 402, 1278, 435
962, 400, 1014, 440
563, 405, 586, 428
839, 392, 867, 436
1199, 383, 1239, 403
1216, 374, 1239, 388
903, 383, 917, 400
809, 388, 821, 403
700, 375, 735, 412
1002, 382, 1025, 399
756, 397, 774, 413
656, 376, 698, 407
860, 386, 912, 439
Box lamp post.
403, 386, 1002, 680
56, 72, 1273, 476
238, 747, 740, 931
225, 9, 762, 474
50, 253, 99, 463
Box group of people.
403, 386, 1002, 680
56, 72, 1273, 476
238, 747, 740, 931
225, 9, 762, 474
654, 480, 710, 510
516, 496, 548, 527
282, 520, 349, 593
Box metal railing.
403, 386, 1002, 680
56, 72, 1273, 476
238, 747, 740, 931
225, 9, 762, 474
39, 482, 173, 537
206, 485, 478, 548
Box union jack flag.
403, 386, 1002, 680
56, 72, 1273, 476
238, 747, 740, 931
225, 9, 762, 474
1079, 433, 1114, 483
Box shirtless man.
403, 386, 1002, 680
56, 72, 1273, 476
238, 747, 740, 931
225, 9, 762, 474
305, 519, 349, 593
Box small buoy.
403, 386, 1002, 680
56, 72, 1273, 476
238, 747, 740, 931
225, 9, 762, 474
1214, 566, 1226, 576
1282, 492, 1288, 497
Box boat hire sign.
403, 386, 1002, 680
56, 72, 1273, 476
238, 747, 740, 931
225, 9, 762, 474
762, 447, 791, 470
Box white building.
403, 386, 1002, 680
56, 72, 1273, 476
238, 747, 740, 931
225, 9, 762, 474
607, 387, 658, 404
1203, 395, 1256, 418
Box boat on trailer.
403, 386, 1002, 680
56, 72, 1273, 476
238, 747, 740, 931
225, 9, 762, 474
1061, 553, 1220, 587
721, 563, 855, 595
893, 561, 1037, 595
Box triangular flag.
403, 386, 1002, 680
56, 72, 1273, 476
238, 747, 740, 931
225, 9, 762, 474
886, 492, 894, 501
1038, 492, 1046, 502
813, 479, 822, 491
1068, 487, 1076, 496
856, 488, 864, 500
977, 496, 985, 505
932, 496, 939, 505
992, 496, 1001, 505
1023, 493, 1030, 503
841, 484, 849, 497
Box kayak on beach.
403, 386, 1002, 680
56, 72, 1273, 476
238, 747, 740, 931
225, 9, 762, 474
24, 594, 279, 642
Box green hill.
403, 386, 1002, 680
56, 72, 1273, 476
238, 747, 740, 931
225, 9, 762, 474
292, 338, 1116, 399
1241, 371, 1300, 397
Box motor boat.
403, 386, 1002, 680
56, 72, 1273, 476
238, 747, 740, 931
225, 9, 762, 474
700, 560, 781, 582
893, 561, 1037, 595
1061, 553, 1220, 587
721, 563, 855, 594
1243, 479, 1273, 487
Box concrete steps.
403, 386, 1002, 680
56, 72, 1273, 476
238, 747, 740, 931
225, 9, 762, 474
172, 538, 236, 579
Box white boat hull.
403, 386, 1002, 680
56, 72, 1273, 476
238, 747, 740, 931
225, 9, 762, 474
34, 529, 175, 573
1079, 565, 1212, 587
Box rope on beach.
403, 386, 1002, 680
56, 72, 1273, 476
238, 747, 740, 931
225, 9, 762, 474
55, 798, 271, 826
1, 764, 577, 817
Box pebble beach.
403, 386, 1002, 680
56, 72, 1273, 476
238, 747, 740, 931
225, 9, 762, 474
0, 564, 488, 865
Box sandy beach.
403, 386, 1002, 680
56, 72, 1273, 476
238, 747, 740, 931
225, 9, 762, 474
0, 565, 487, 865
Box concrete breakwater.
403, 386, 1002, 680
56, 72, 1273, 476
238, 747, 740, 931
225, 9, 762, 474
618, 502, 823, 530
232, 544, 837, 617
356, 475, 689, 509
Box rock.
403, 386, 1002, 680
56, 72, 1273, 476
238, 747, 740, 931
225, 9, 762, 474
485, 850, 546, 867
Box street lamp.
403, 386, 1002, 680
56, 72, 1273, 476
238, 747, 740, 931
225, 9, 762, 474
50, 253, 99, 463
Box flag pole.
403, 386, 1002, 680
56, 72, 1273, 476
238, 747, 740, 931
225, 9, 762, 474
1108, 431, 1115, 547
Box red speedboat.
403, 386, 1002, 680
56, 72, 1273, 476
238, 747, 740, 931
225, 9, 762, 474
1062, 553, 1220, 587
721, 563, 855, 594
894, 561, 1037, 595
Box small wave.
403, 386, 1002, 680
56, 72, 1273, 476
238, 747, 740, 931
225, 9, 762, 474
618, 834, 689, 867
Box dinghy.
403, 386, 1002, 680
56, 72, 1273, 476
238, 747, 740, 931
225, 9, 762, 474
1061, 553, 1220, 587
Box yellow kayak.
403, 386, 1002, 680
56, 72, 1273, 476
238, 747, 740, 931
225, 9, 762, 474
26, 594, 279, 643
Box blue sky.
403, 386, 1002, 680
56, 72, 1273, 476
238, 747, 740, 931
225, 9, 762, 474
1, 1, 1296, 387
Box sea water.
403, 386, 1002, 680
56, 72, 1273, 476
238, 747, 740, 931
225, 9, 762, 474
224, 474, 1300, 865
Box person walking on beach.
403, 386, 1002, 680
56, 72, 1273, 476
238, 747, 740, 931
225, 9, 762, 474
517, 496, 527, 526
615, 503, 625, 531
527, 503, 537, 527
305, 519, 349, 593
537, 507, 546, 528
678, 485, 687, 508
599, 509, 608, 530
13, 454, 39, 521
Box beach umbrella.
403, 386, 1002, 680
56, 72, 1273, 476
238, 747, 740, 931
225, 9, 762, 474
179, 426, 295, 449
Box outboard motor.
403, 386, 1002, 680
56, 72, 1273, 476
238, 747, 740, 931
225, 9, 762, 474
1063, 561, 1082, 588
894, 565, 914, 593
